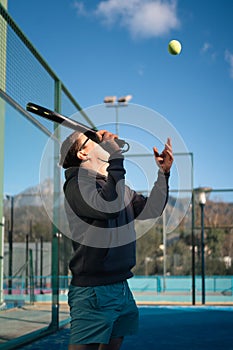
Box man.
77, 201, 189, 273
59, 129, 173, 350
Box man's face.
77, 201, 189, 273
78, 135, 110, 167
86, 138, 109, 160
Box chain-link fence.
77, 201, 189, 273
132, 189, 233, 304
0, 2, 92, 348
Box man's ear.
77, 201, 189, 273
77, 150, 89, 161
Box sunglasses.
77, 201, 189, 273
78, 137, 89, 151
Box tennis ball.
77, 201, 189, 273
168, 40, 182, 55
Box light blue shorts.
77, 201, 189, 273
68, 280, 139, 345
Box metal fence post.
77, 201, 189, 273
0, 217, 4, 306
0, 0, 7, 307
29, 249, 35, 304
50, 79, 62, 330
40, 236, 43, 294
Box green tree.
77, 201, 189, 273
134, 224, 162, 275
206, 228, 225, 258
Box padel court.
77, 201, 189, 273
19, 306, 233, 350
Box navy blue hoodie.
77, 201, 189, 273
64, 153, 169, 287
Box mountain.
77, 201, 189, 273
4, 178, 64, 208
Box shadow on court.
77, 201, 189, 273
20, 306, 233, 350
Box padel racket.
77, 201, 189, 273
26, 102, 129, 150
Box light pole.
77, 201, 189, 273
194, 187, 212, 305
104, 95, 132, 134
162, 209, 167, 290
6, 195, 14, 294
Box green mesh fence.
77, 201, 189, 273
0, 2, 91, 122
0, 3, 92, 349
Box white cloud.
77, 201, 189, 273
200, 42, 217, 62
74, 0, 180, 39
201, 42, 212, 53
73, 1, 88, 16
225, 50, 233, 79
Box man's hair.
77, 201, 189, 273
59, 131, 83, 169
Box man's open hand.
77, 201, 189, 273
153, 138, 173, 173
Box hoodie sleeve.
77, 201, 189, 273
131, 170, 170, 220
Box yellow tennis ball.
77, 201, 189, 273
168, 40, 182, 55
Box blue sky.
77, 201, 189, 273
4, 0, 233, 197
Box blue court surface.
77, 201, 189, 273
20, 306, 233, 350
